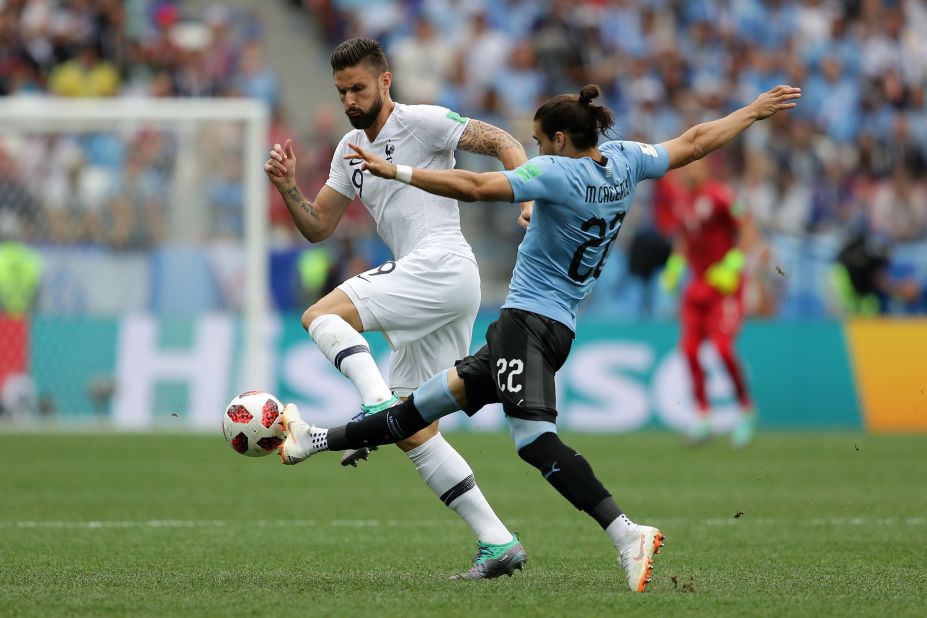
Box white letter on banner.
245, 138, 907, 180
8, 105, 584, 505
564, 342, 651, 431
112, 315, 232, 429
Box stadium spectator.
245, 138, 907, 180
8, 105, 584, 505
0, 239, 41, 317
529, 0, 583, 94
102, 136, 167, 250
231, 40, 279, 108
202, 4, 240, 85
0, 147, 37, 241
458, 11, 511, 93
492, 41, 545, 117
831, 232, 923, 316
868, 167, 927, 243
389, 16, 453, 105
47, 43, 119, 97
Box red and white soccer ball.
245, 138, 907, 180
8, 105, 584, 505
221, 391, 286, 457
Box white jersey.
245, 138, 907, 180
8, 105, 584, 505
326, 103, 475, 261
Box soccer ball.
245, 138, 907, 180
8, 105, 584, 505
221, 391, 286, 457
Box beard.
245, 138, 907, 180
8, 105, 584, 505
346, 93, 383, 129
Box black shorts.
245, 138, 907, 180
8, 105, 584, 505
454, 308, 574, 423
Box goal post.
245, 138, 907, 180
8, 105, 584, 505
0, 97, 270, 426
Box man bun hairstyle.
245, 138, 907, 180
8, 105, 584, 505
535, 84, 615, 150
330, 36, 389, 74
578, 84, 599, 105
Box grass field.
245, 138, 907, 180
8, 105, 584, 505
1, 431, 925, 617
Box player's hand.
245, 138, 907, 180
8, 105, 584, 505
659, 269, 680, 292
705, 249, 745, 295
705, 264, 740, 295
659, 254, 686, 293
750, 85, 801, 120
518, 202, 533, 229
264, 139, 297, 190
345, 143, 396, 180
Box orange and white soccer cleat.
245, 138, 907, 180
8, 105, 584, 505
617, 525, 665, 592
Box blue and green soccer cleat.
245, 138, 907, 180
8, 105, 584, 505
685, 416, 712, 447
449, 533, 527, 580
731, 409, 757, 448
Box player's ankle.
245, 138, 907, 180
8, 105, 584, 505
606, 514, 637, 546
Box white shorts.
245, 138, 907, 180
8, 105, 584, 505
338, 248, 481, 396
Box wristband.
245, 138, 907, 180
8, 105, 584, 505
395, 165, 413, 184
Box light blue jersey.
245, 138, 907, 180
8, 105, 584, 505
500, 140, 670, 331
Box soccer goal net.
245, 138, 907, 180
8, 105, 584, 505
0, 97, 269, 429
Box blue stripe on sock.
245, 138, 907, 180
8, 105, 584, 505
440, 370, 464, 409
414, 370, 461, 423
509, 418, 558, 451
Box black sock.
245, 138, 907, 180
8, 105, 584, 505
327, 396, 429, 451
589, 496, 624, 530
517, 432, 613, 518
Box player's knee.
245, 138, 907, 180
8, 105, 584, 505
300, 306, 320, 331
509, 417, 557, 452
516, 431, 564, 474
712, 336, 734, 359
301, 303, 337, 332
396, 422, 439, 452
682, 338, 700, 361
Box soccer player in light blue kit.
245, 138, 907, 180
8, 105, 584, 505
279, 83, 800, 590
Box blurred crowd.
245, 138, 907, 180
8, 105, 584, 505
0, 0, 280, 252
0, 0, 278, 104
307, 0, 927, 316
314, 0, 927, 240
1, 0, 927, 318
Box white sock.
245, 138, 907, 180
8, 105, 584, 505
406, 433, 512, 545
605, 514, 637, 546
307, 314, 392, 406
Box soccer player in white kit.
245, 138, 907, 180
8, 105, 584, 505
263, 37, 530, 579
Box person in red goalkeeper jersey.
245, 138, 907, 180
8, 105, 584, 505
659, 157, 755, 447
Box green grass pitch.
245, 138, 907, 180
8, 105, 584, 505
1, 431, 925, 617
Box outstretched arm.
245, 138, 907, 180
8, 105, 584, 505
661, 85, 801, 170
345, 143, 515, 203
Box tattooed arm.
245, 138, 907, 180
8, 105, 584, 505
279, 184, 352, 243
456, 119, 527, 171
265, 139, 352, 242
456, 119, 533, 227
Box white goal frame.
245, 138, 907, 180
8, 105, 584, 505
0, 97, 270, 388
